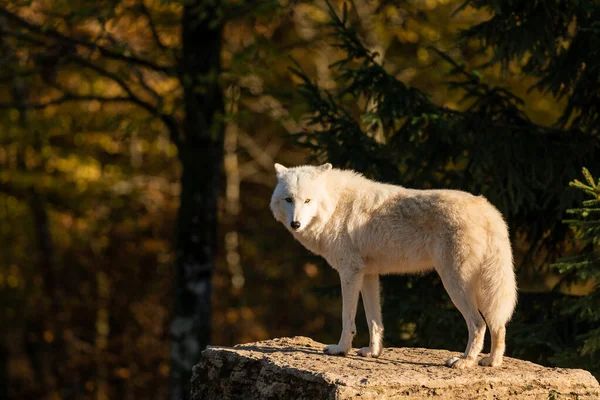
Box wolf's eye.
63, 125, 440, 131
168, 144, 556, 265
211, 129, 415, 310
285, 197, 292, 203
305, 199, 311, 204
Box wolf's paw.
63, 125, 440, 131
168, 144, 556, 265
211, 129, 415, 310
323, 344, 348, 356
478, 356, 502, 367
357, 346, 381, 358
445, 356, 475, 369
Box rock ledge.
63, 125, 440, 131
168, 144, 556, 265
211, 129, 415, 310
191, 336, 600, 399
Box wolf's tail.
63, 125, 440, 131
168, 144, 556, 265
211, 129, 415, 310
477, 212, 518, 332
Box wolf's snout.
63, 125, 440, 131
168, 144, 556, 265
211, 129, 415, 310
290, 221, 301, 230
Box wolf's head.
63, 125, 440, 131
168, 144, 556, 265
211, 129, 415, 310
270, 163, 332, 233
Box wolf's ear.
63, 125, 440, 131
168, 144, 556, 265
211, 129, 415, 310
274, 163, 288, 177
318, 163, 332, 172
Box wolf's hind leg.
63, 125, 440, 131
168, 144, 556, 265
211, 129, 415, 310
439, 271, 486, 369
358, 274, 383, 358
479, 325, 505, 367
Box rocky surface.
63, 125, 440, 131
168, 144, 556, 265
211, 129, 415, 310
191, 336, 600, 399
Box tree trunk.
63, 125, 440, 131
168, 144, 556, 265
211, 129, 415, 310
2, 27, 66, 396
95, 270, 110, 400
0, 339, 7, 400
170, 2, 224, 400
224, 85, 244, 291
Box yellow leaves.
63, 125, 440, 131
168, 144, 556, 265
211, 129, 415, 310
85, 381, 96, 391
92, 80, 106, 93
225, 308, 239, 324
103, 164, 122, 179
508, 61, 522, 75
49, 154, 102, 192
53, 155, 76, 173
142, 238, 167, 254
49, 393, 62, 400
424, 0, 439, 10
1, 266, 21, 289
135, 138, 150, 153
240, 307, 254, 320
303, 262, 318, 278
385, 5, 401, 20
159, 362, 170, 377
24, 146, 40, 170
91, 235, 109, 255
154, 77, 181, 110
536, 98, 552, 112
165, 143, 178, 158
224, 307, 255, 325
73, 132, 123, 155
8, 109, 20, 122
445, 158, 468, 172
170, 182, 181, 196
400, 322, 417, 340
43, 105, 58, 118
424, 27, 441, 42
88, 101, 102, 112
417, 48, 430, 64
307, 5, 329, 24
397, 30, 419, 43
43, 330, 55, 343
96, 311, 110, 336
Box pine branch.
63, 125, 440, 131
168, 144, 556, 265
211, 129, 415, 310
290, 0, 600, 270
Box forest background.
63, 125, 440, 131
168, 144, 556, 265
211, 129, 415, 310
1, 0, 599, 399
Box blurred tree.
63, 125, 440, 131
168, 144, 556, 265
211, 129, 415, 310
0, 1, 335, 398
171, 3, 225, 398
0, 1, 266, 398
290, 0, 600, 368
0, 19, 66, 394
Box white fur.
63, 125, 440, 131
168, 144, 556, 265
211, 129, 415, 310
270, 163, 518, 368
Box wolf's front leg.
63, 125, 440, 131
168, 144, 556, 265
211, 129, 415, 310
324, 269, 363, 356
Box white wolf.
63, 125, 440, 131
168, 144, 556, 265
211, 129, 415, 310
270, 163, 517, 368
